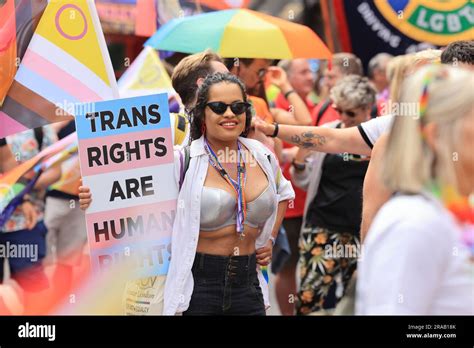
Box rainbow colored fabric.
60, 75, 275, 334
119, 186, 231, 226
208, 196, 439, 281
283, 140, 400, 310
0, 0, 118, 138
0, 133, 77, 228
146, 9, 332, 60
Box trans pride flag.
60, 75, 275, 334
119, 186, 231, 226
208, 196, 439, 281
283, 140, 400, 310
0, 0, 118, 138
118, 46, 175, 98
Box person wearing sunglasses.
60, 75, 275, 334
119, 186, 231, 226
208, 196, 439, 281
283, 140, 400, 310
289, 75, 376, 315
170, 50, 229, 147
78, 73, 294, 315
167, 72, 293, 315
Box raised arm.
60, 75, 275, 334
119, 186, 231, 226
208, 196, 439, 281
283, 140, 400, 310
267, 67, 312, 126
254, 118, 372, 156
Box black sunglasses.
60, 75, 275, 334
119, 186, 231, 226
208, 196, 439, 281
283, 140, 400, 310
334, 107, 357, 118
206, 101, 251, 115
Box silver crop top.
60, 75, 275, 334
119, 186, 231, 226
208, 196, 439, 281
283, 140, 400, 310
200, 184, 275, 231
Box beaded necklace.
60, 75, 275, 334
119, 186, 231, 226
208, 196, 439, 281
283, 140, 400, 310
204, 138, 247, 238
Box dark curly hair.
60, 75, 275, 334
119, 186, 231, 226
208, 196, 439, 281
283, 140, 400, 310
441, 40, 474, 65
189, 73, 252, 142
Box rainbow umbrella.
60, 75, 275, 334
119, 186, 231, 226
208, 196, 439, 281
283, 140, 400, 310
145, 9, 331, 59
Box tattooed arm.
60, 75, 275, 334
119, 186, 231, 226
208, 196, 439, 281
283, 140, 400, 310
288, 130, 327, 150
254, 118, 372, 156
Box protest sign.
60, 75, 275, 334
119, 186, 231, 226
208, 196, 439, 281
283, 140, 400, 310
75, 94, 177, 279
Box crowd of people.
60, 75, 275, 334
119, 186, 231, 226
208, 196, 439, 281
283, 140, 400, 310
1, 39, 473, 316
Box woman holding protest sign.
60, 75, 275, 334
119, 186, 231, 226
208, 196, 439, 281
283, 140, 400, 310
79, 73, 294, 315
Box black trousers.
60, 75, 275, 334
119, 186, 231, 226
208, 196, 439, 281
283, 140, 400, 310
183, 252, 266, 316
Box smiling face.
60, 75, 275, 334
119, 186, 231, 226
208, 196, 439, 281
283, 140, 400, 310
204, 82, 247, 144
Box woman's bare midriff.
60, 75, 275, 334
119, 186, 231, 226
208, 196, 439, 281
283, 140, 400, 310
197, 225, 260, 256
197, 147, 268, 256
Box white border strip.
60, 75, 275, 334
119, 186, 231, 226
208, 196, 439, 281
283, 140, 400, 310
87, 0, 119, 99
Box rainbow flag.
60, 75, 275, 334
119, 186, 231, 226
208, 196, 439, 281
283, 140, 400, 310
0, 133, 77, 227
0, 0, 47, 106
0, 133, 77, 197
0, 0, 17, 105
0, 0, 118, 138
118, 46, 175, 98
0, 142, 78, 228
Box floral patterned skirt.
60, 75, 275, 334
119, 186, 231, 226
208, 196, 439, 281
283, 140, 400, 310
296, 225, 360, 315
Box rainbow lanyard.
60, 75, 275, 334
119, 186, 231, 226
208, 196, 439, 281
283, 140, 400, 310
428, 182, 474, 259
204, 138, 247, 238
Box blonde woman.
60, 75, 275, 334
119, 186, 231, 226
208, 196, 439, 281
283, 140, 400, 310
356, 64, 474, 314
385, 49, 441, 107
360, 44, 472, 241
360, 49, 443, 240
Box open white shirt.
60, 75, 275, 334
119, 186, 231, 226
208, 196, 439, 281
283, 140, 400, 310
163, 136, 295, 315
356, 193, 474, 315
